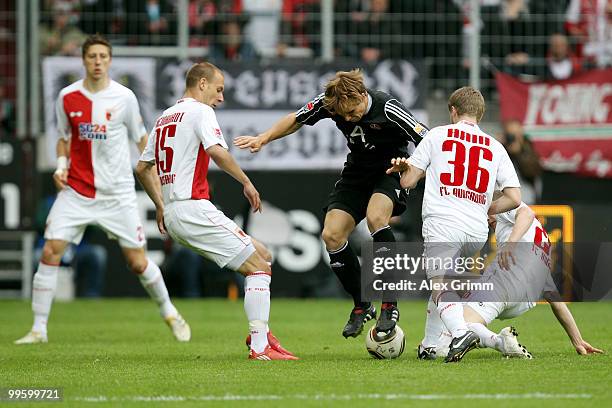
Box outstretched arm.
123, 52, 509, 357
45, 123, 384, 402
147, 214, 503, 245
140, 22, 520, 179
498, 205, 535, 270
135, 161, 166, 234
386, 157, 425, 189
547, 300, 604, 355
207, 144, 261, 212
234, 112, 303, 153
488, 187, 521, 215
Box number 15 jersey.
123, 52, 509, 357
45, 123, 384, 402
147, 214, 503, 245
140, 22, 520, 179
408, 120, 520, 238
140, 97, 228, 204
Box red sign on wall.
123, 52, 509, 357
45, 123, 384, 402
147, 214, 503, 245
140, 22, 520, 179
496, 70, 612, 178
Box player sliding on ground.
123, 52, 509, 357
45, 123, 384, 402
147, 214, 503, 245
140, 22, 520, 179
235, 69, 427, 338
15, 34, 190, 345
386, 87, 522, 362
431, 199, 604, 359
136, 62, 297, 360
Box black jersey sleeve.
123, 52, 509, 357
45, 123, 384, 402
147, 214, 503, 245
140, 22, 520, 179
384, 99, 428, 145
295, 93, 331, 126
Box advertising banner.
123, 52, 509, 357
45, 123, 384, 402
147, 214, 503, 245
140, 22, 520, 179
43, 58, 427, 170
496, 70, 612, 178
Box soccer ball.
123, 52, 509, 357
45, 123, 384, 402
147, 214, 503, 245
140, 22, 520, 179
365, 325, 405, 359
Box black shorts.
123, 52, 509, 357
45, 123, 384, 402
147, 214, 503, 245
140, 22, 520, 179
325, 163, 409, 223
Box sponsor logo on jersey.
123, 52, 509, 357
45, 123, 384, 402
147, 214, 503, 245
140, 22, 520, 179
214, 128, 223, 138
78, 123, 108, 140
413, 124, 427, 137
159, 173, 176, 185
69, 111, 83, 118
306, 102, 314, 111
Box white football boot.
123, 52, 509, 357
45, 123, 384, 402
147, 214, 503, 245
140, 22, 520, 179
165, 314, 191, 342
498, 326, 533, 359
14, 331, 48, 345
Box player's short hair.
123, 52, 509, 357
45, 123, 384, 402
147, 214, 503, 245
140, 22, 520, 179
185, 62, 222, 89
448, 86, 486, 122
323, 69, 367, 116
82, 34, 112, 58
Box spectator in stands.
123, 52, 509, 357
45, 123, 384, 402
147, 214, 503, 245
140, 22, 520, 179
126, 0, 175, 46
188, 0, 216, 46
546, 33, 583, 79
340, 0, 400, 63
565, 0, 612, 68
39, 1, 87, 56
209, 15, 258, 61
80, 0, 126, 41
499, 119, 542, 204
279, 0, 320, 57
242, 0, 282, 57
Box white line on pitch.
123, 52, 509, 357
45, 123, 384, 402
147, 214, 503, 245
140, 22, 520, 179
73, 393, 592, 402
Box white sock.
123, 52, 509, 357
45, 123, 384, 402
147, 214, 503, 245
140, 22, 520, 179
138, 258, 177, 318
468, 322, 500, 350
244, 273, 271, 353
422, 296, 445, 348
266, 263, 272, 333
31, 263, 59, 334
437, 292, 468, 338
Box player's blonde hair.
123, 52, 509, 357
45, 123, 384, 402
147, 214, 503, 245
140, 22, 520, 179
323, 69, 367, 116
448, 86, 486, 122
185, 62, 222, 89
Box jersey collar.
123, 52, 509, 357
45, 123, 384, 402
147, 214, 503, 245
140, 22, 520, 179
177, 97, 197, 104
364, 92, 373, 115
459, 119, 479, 129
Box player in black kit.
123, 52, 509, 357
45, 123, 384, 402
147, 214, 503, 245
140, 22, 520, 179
234, 69, 427, 338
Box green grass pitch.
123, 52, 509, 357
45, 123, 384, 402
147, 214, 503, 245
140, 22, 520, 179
0, 299, 610, 407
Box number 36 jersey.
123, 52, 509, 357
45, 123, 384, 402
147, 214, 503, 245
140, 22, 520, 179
409, 120, 520, 238
140, 97, 228, 203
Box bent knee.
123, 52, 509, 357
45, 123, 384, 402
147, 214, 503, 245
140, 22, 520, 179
128, 258, 148, 275
240, 251, 272, 276
321, 228, 348, 251
366, 213, 390, 233
41, 241, 66, 264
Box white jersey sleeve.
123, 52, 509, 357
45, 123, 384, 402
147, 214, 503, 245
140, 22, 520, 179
196, 106, 228, 150
125, 91, 147, 143
55, 93, 70, 141
407, 131, 435, 171
496, 202, 525, 225
495, 149, 521, 190
139, 129, 157, 163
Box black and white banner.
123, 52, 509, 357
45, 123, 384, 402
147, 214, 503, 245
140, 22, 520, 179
42, 58, 427, 170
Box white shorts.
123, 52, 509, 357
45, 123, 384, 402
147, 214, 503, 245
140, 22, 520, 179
422, 221, 486, 279
164, 199, 256, 271
45, 187, 146, 248
464, 301, 535, 325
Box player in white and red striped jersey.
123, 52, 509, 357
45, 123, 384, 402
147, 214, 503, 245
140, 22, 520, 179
15, 35, 190, 345
386, 87, 522, 362
136, 62, 297, 360
432, 199, 603, 359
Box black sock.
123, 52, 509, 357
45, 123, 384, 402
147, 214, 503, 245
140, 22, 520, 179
328, 242, 367, 307
371, 225, 395, 243
372, 226, 397, 307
